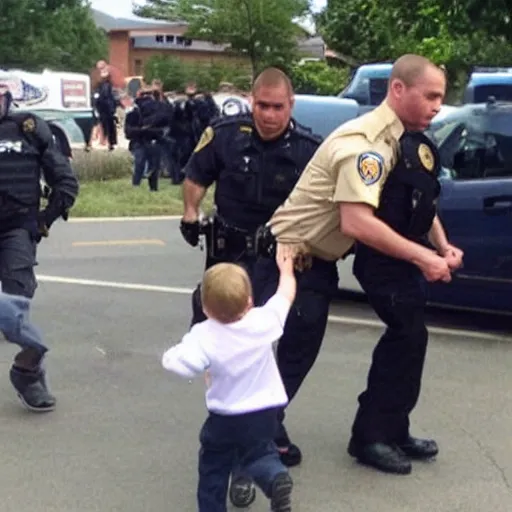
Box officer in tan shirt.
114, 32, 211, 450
263, 54, 464, 475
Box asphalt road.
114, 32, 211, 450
0, 217, 511, 512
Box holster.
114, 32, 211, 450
201, 214, 257, 260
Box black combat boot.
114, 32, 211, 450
10, 365, 56, 412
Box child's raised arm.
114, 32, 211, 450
275, 243, 297, 305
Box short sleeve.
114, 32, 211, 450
184, 126, 221, 188
332, 137, 386, 209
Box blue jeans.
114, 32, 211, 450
0, 293, 47, 354
132, 142, 161, 191
198, 407, 287, 512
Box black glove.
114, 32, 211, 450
180, 219, 200, 247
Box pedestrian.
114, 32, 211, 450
254, 54, 463, 474
0, 81, 79, 411
161, 247, 297, 512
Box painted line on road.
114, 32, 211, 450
71, 239, 166, 247
68, 216, 181, 222
36, 274, 511, 342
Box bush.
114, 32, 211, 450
72, 149, 132, 182
290, 60, 351, 96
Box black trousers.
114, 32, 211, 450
98, 112, 117, 148
351, 261, 429, 445
252, 255, 338, 445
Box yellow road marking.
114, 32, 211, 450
72, 239, 165, 247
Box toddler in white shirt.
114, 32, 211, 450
162, 245, 297, 512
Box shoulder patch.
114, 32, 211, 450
357, 152, 383, 185
194, 126, 214, 153
23, 117, 36, 133
418, 143, 434, 171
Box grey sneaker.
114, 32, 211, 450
228, 475, 256, 508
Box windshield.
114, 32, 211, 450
429, 107, 512, 180
473, 84, 512, 103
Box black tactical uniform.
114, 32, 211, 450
348, 131, 441, 474
0, 84, 79, 411
180, 113, 322, 507
181, 113, 322, 324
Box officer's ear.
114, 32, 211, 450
289, 94, 295, 110
389, 78, 405, 100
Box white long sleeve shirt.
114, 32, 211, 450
162, 293, 290, 415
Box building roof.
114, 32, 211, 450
91, 8, 185, 32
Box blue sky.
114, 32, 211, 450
89, 0, 327, 17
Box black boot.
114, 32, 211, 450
10, 366, 56, 412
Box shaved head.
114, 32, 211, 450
386, 53, 446, 131
252, 67, 293, 95
390, 54, 444, 87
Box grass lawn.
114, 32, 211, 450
70, 178, 215, 217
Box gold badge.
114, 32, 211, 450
418, 143, 434, 171
239, 125, 252, 134
23, 117, 35, 133
193, 126, 214, 153
357, 152, 383, 185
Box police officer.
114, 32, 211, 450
125, 86, 171, 191
0, 81, 79, 411
258, 54, 463, 474
179, 67, 327, 508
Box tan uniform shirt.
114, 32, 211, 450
269, 101, 405, 261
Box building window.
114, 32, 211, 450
166, 35, 174, 43
156, 35, 163, 43
134, 59, 143, 76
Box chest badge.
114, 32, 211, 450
418, 143, 434, 171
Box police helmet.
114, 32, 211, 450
221, 96, 249, 116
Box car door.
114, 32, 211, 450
432, 110, 512, 313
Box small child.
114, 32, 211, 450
162, 245, 297, 512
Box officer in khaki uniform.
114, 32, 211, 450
257, 54, 464, 475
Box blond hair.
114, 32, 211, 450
201, 263, 253, 324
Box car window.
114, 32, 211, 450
429, 109, 512, 181
473, 84, 512, 103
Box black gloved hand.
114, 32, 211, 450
180, 219, 200, 247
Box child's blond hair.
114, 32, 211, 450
201, 263, 253, 324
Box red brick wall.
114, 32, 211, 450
109, 31, 131, 77
107, 31, 250, 78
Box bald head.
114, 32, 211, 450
252, 67, 293, 96
389, 54, 444, 87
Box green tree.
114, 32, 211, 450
317, 0, 512, 93
290, 60, 350, 95
0, 0, 107, 73
135, 0, 311, 77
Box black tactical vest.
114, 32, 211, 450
214, 116, 321, 232
376, 131, 441, 239
0, 117, 42, 229
353, 131, 441, 286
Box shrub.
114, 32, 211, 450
72, 149, 132, 182
290, 60, 351, 96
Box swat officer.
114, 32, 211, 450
258, 54, 463, 474
179, 67, 330, 508
0, 81, 79, 411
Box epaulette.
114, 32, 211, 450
292, 119, 323, 145
210, 113, 253, 131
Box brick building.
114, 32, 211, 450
91, 9, 326, 79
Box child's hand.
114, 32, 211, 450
276, 243, 295, 275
